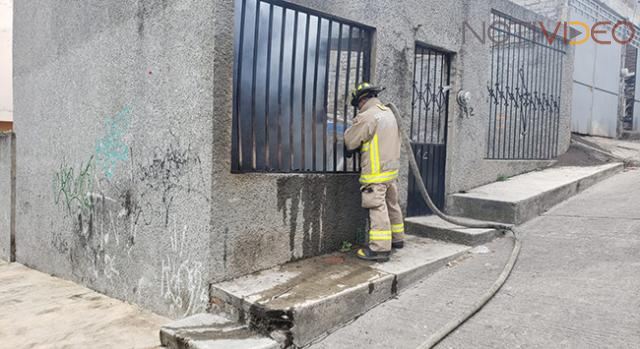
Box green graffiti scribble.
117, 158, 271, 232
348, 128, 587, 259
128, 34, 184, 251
53, 156, 95, 215
95, 107, 131, 179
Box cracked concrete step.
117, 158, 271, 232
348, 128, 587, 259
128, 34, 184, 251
209, 235, 470, 347
448, 163, 624, 225
405, 215, 501, 246
160, 313, 279, 349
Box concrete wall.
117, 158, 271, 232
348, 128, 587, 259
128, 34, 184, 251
447, 0, 574, 197
510, 0, 639, 22
210, 0, 469, 283
208, 0, 575, 285
0, 132, 14, 261
14, 0, 215, 318
510, 0, 568, 20
209, 0, 368, 284
0, 0, 12, 122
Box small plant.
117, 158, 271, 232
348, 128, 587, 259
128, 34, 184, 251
497, 174, 509, 182
340, 241, 353, 253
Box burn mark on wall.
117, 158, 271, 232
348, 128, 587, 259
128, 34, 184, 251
135, 0, 147, 36
276, 176, 364, 260
223, 227, 229, 271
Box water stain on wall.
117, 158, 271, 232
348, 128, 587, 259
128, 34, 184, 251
276, 176, 364, 260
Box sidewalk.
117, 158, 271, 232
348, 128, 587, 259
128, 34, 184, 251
311, 168, 640, 348
0, 261, 168, 349
575, 135, 640, 166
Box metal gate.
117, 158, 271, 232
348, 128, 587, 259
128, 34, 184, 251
569, 8, 623, 138
406, 44, 451, 217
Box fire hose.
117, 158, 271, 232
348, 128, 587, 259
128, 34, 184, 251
387, 103, 522, 349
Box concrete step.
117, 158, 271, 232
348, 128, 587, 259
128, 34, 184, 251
621, 130, 640, 141
209, 236, 470, 347
405, 215, 501, 246
448, 163, 624, 225
160, 313, 279, 349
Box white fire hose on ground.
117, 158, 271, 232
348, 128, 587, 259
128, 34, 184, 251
387, 103, 522, 349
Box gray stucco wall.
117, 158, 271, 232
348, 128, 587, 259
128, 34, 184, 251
14, 1, 215, 318
209, 0, 469, 282
209, 0, 368, 284
0, 132, 14, 261
210, 0, 575, 287
445, 0, 574, 199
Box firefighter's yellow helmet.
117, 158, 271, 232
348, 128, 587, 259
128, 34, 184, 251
350, 82, 385, 107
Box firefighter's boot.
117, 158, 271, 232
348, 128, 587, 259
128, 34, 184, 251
356, 246, 391, 262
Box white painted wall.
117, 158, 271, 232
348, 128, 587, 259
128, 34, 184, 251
0, 0, 12, 122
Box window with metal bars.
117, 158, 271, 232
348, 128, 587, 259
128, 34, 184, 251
486, 10, 566, 160
232, 0, 373, 173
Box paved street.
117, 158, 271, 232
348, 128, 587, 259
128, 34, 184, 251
0, 261, 168, 349
311, 168, 640, 349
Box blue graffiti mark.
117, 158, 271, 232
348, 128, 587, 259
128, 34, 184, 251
95, 107, 131, 179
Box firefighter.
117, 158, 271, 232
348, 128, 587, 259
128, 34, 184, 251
345, 82, 404, 262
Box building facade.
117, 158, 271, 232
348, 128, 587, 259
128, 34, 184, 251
10, 0, 573, 318
516, 0, 640, 137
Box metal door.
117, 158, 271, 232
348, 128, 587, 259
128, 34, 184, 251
407, 45, 451, 217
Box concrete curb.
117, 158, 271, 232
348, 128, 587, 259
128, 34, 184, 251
405, 215, 500, 246
449, 163, 624, 224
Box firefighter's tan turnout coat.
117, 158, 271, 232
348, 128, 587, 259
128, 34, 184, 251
344, 97, 405, 252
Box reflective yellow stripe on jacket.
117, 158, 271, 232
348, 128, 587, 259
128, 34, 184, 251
359, 133, 398, 184
360, 170, 399, 184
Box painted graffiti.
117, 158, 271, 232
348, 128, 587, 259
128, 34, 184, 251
51, 106, 209, 317
160, 225, 208, 317
95, 107, 131, 179
138, 132, 208, 227
52, 156, 95, 216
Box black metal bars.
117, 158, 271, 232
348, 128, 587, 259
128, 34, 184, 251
486, 11, 566, 160
407, 44, 451, 216
411, 45, 451, 145
232, 0, 373, 173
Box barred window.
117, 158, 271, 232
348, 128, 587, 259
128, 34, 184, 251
486, 11, 566, 160
232, 0, 373, 173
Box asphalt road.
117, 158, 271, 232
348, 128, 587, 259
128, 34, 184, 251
311, 168, 640, 349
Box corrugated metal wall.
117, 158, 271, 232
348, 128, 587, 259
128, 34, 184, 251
570, 10, 623, 137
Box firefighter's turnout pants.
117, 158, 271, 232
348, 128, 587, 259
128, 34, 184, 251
361, 181, 404, 252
